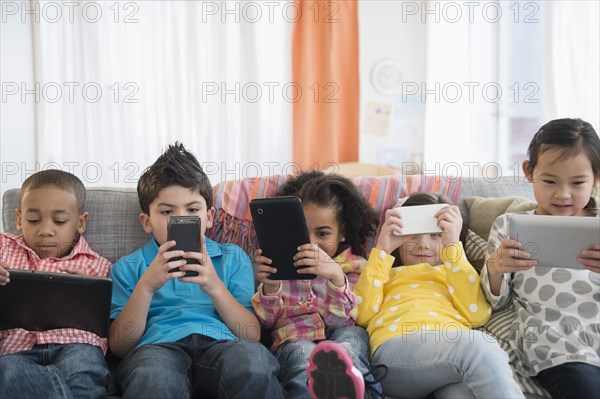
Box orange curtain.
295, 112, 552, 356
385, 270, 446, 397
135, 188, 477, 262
292, 0, 360, 170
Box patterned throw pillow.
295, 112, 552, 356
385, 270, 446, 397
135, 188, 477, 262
464, 196, 537, 241
464, 229, 487, 272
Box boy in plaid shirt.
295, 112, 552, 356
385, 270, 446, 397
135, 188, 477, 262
0, 170, 112, 399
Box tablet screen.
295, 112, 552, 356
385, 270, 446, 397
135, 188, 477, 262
507, 214, 599, 269
250, 196, 315, 280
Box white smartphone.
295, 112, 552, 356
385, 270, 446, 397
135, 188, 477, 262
393, 204, 447, 236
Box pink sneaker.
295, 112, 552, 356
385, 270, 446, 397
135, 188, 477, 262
307, 340, 365, 399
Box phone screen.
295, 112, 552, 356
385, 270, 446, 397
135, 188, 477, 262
167, 216, 201, 276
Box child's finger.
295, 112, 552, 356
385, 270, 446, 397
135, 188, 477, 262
297, 243, 316, 252
163, 249, 185, 263
293, 248, 319, 262
578, 256, 600, 269
256, 264, 277, 274
501, 239, 523, 250
255, 255, 272, 265
168, 259, 187, 272
201, 234, 208, 255
158, 240, 178, 254
579, 247, 600, 259
394, 196, 409, 208
507, 246, 535, 260
0, 269, 9, 285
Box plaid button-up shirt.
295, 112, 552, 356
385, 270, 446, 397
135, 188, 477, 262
0, 233, 111, 355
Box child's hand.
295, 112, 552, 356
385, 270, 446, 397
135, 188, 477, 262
0, 262, 9, 286
254, 249, 281, 294
375, 206, 405, 254
435, 205, 462, 247
487, 238, 538, 276
179, 235, 224, 297
139, 240, 187, 294
578, 243, 600, 274
294, 243, 345, 287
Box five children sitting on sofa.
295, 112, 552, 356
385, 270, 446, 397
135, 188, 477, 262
0, 117, 599, 399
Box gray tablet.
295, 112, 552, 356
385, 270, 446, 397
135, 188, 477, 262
250, 196, 315, 280
507, 214, 600, 269
0, 270, 112, 337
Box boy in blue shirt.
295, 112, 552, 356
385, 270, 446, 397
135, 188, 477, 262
109, 143, 283, 398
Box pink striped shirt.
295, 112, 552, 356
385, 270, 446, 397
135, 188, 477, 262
252, 248, 366, 350
0, 233, 111, 355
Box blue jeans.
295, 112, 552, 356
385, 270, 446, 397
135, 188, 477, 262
274, 325, 381, 399
537, 362, 600, 399
116, 334, 284, 398
373, 330, 524, 399
0, 343, 108, 399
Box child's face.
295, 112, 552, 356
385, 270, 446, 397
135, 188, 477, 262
16, 187, 87, 259
398, 233, 443, 266
303, 202, 344, 258
523, 147, 598, 216
140, 185, 214, 246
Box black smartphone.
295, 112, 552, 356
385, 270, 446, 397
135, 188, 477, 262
167, 216, 201, 277
250, 196, 315, 280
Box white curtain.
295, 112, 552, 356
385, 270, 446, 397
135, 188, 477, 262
423, 0, 600, 176
33, 0, 292, 185
422, 1, 498, 176
542, 1, 600, 128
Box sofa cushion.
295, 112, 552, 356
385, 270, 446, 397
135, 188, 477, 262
464, 196, 537, 241
479, 303, 551, 398
463, 229, 487, 273
457, 177, 534, 227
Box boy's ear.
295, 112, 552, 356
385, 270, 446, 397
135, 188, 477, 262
205, 207, 216, 230
522, 161, 534, 183
139, 212, 153, 234
15, 208, 22, 231
77, 212, 89, 234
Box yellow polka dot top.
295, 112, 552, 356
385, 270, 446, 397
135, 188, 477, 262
354, 243, 491, 354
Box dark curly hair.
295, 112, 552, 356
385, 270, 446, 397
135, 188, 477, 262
137, 142, 212, 214
276, 171, 379, 257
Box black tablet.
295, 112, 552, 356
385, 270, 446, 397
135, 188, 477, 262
0, 269, 113, 338
250, 196, 315, 280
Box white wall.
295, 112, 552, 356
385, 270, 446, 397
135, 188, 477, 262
0, 13, 36, 230
358, 0, 426, 172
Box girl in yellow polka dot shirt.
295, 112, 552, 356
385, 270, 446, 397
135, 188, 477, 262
354, 193, 524, 398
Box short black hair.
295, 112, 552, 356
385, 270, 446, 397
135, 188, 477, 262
137, 142, 212, 214
19, 170, 86, 213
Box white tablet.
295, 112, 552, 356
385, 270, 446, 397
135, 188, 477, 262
507, 213, 599, 269
395, 204, 446, 235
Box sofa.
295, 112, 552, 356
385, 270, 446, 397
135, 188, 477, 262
2, 173, 549, 398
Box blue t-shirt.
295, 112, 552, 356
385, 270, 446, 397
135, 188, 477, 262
110, 238, 254, 346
